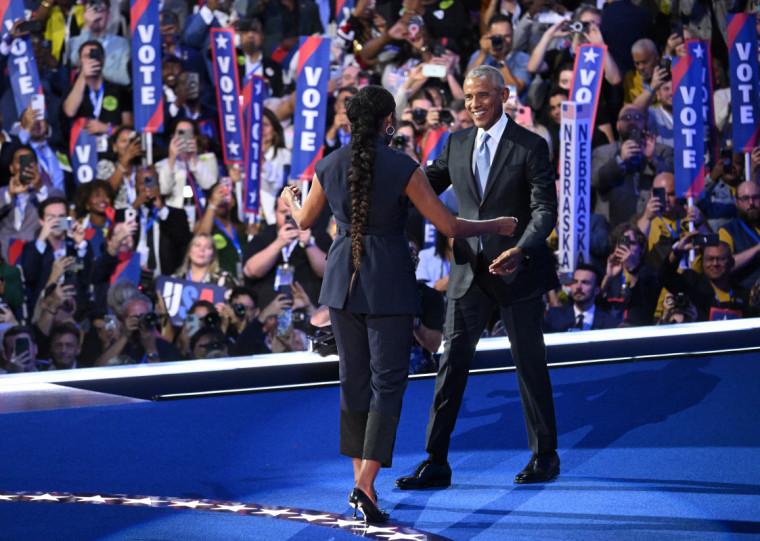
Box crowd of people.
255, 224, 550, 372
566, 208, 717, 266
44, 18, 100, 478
1, 0, 760, 373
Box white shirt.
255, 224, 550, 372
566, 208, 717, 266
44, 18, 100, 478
572, 304, 597, 331
472, 113, 509, 181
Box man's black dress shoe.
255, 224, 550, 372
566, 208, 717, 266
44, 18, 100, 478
395, 460, 452, 490
349, 488, 389, 523
514, 452, 560, 484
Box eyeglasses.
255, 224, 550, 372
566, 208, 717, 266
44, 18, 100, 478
736, 195, 760, 204
619, 113, 644, 121
703, 256, 730, 264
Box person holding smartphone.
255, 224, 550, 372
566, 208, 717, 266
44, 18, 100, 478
20, 196, 92, 321
67, 0, 130, 86
155, 119, 219, 210
63, 40, 133, 145
0, 326, 40, 374
0, 146, 60, 262
636, 172, 711, 257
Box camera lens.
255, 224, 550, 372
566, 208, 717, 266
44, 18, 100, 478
412, 108, 427, 125
232, 303, 247, 319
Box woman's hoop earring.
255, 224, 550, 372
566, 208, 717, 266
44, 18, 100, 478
386, 125, 395, 136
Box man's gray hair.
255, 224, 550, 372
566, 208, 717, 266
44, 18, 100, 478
465, 65, 505, 90
631, 38, 657, 56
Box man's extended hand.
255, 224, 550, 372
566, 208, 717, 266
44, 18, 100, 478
489, 247, 525, 275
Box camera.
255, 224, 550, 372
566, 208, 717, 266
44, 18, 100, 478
292, 309, 310, 332
658, 57, 672, 81
200, 311, 221, 329
563, 20, 589, 34
232, 303, 248, 320
618, 236, 631, 248
489, 34, 504, 51
439, 110, 454, 125
411, 107, 427, 126
140, 311, 159, 330
673, 292, 689, 310
627, 127, 643, 146
692, 233, 720, 248
391, 134, 409, 149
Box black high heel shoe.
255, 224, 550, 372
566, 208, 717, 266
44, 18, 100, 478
348, 488, 389, 523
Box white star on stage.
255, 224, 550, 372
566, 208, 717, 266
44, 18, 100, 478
122, 497, 161, 506
291, 512, 334, 522
583, 47, 600, 64
213, 503, 250, 513
380, 533, 427, 540
227, 141, 240, 156
215, 34, 229, 49
363, 525, 399, 534
0, 494, 19, 501
252, 508, 296, 517
692, 44, 704, 58
169, 500, 209, 509
75, 495, 118, 503
28, 493, 65, 502
325, 518, 367, 527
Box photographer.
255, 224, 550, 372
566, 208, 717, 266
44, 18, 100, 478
600, 223, 660, 326
94, 294, 181, 366
1, 326, 41, 374
21, 196, 92, 320
467, 14, 531, 99
243, 190, 327, 308
63, 40, 132, 140
67, 0, 130, 86
658, 235, 755, 322
175, 300, 222, 359
389, 120, 420, 163
637, 172, 711, 260
95, 126, 142, 210
190, 326, 230, 360
591, 105, 674, 228
0, 146, 65, 262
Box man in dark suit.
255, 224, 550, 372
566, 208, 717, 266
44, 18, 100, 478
133, 166, 191, 277
396, 65, 561, 489
543, 264, 620, 332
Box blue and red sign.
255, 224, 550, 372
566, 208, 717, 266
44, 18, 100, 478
130, 0, 164, 133
2, 0, 43, 119
70, 118, 99, 185
210, 28, 245, 164
157, 275, 227, 326
421, 127, 450, 248
244, 75, 265, 214
672, 56, 705, 199
568, 44, 606, 134
291, 37, 330, 182
686, 40, 717, 169
728, 13, 760, 152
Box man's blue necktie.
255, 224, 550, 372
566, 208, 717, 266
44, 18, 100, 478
475, 132, 490, 196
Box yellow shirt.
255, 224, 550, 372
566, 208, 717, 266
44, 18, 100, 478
718, 224, 760, 253
44, 5, 85, 62
623, 69, 661, 107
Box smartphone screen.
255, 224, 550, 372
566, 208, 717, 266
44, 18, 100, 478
15, 337, 30, 358
652, 187, 666, 209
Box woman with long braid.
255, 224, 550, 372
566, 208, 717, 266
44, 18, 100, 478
280, 85, 517, 523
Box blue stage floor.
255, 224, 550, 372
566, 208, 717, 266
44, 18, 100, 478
0, 350, 758, 540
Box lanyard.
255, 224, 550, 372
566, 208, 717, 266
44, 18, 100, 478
214, 218, 242, 258
89, 83, 105, 118
145, 207, 159, 233
663, 217, 680, 239
737, 219, 760, 244
281, 240, 297, 264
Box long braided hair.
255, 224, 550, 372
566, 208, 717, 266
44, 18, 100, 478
344, 85, 396, 291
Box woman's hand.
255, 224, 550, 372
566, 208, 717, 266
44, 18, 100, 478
280, 185, 300, 209
494, 216, 518, 237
